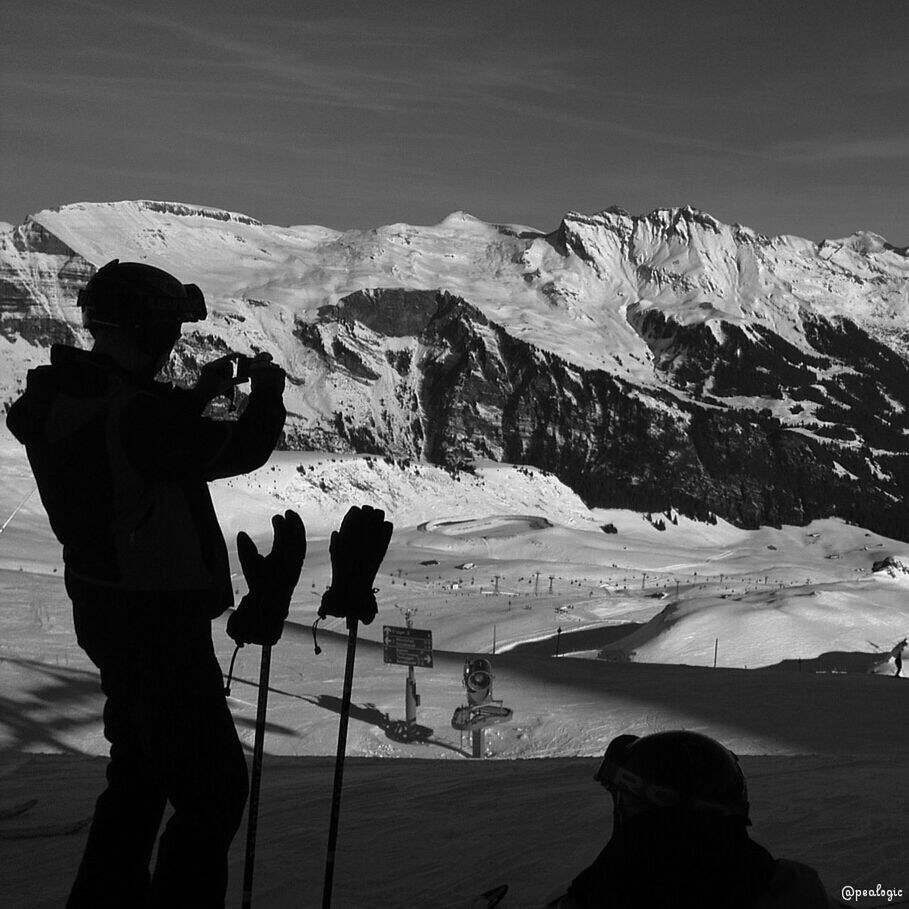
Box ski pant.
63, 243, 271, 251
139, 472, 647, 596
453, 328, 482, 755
66, 589, 248, 909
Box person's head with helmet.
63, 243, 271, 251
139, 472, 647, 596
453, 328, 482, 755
594, 730, 751, 832
558, 730, 780, 908
77, 260, 206, 378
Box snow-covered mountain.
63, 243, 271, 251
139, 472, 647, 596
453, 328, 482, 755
2, 200, 909, 537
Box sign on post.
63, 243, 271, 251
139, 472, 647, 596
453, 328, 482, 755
383, 626, 434, 668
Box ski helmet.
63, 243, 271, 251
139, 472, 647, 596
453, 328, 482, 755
594, 731, 750, 823
77, 260, 207, 332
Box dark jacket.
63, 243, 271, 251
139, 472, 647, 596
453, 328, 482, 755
558, 812, 833, 908
548, 859, 832, 907
7, 344, 285, 615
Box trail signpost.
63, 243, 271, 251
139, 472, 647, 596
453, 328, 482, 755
383, 625, 433, 668
383, 623, 433, 738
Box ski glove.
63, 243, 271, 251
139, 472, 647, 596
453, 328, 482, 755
319, 505, 393, 626
227, 509, 307, 646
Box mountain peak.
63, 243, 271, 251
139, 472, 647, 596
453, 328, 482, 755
825, 230, 907, 258
584, 205, 725, 234
47, 200, 263, 228
436, 211, 485, 228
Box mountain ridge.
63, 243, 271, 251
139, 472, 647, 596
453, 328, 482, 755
2, 200, 908, 538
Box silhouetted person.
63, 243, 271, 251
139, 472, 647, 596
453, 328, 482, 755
545, 731, 832, 908
7, 260, 302, 908
891, 638, 906, 677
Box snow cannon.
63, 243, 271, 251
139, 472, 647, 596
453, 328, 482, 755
452, 657, 512, 745
464, 657, 493, 706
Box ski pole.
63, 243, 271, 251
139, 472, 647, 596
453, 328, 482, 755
321, 616, 359, 909
241, 643, 272, 909
0, 485, 37, 536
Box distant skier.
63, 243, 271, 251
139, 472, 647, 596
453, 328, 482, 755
543, 731, 833, 908
7, 260, 305, 908
891, 638, 907, 677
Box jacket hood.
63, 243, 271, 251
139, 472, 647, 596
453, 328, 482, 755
7, 345, 118, 445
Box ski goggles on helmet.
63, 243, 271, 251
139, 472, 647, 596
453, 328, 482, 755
594, 733, 750, 821
77, 283, 206, 325
77, 260, 207, 327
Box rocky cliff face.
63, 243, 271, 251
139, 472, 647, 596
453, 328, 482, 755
0, 219, 91, 347
0, 218, 94, 404
287, 288, 909, 539
2, 201, 908, 539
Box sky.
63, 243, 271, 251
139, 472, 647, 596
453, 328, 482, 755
1, 0, 907, 242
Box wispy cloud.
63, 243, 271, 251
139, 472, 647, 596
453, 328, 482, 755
768, 137, 909, 163
5, 0, 908, 241
53, 2, 605, 116
5, 1, 767, 157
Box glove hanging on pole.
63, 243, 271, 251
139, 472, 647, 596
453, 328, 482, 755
319, 504, 393, 909
319, 505, 393, 627
228, 509, 307, 646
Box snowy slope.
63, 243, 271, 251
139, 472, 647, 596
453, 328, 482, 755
2, 430, 906, 732
1, 432, 908, 906
3, 751, 905, 908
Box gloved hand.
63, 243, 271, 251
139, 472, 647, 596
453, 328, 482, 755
319, 505, 393, 626
227, 509, 306, 646
193, 354, 237, 405
248, 356, 286, 395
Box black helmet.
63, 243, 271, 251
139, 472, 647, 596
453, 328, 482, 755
595, 731, 750, 823
77, 260, 207, 331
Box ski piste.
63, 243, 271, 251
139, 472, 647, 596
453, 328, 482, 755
0, 797, 38, 820
0, 814, 91, 839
